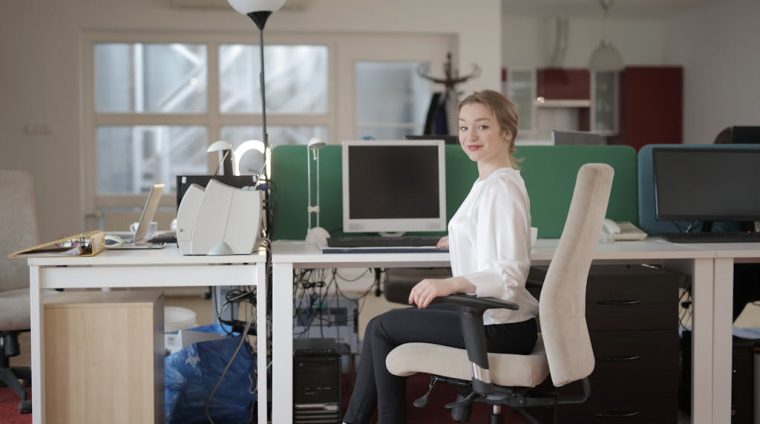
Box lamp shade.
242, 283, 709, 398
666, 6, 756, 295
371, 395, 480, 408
227, 0, 286, 15
589, 40, 624, 72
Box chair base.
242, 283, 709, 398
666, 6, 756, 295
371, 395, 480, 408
0, 366, 32, 414
416, 375, 590, 423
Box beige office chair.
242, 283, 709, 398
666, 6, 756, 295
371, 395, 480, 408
0, 170, 39, 414
386, 163, 614, 423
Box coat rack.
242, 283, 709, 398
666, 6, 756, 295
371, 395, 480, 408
416, 52, 481, 135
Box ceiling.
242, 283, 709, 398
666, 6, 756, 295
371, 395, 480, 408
501, 0, 709, 18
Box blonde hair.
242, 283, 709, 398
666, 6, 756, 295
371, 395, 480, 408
459, 90, 520, 166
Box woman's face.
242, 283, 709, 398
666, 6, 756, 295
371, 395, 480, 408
458, 102, 511, 164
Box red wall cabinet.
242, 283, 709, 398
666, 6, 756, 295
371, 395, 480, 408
536, 68, 590, 101
612, 66, 683, 150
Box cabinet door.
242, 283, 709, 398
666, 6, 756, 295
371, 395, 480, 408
536, 68, 590, 101
592, 71, 619, 134
615, 66, 683, 150
505, 68, 535, 133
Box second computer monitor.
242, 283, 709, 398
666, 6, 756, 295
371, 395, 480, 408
341, 140, 446, 233
653, 148, 760, 222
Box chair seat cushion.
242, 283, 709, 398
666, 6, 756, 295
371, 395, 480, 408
386, 336, 549, 388
0, 288, 31, 331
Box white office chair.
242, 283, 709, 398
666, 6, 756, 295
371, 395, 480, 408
386, 163, 614, 423
0, 170, 39, 414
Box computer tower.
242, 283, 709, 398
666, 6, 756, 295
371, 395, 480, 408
293, 339, 347, 424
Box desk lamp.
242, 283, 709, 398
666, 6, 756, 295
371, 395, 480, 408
234, 139, 268, 178
305, 137, 329, 246
226, 0, 286, 238
207, 140, 234, 175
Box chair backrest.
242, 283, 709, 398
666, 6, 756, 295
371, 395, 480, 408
538, 163, 613, 387
0, 170, 39, 291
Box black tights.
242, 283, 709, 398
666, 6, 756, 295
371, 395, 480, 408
343, 307, 537, 424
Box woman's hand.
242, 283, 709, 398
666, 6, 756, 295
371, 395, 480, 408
436, 236, 449, 249
408, 278, 458, 308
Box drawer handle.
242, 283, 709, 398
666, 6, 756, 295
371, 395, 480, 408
596, 299, 641, 306
597, 355, 641, 362
595, 410, 640, 417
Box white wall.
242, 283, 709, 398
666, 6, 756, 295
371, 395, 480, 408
0, 0, 501, 240
501, 13, 667, 68
664, 0, 760, 145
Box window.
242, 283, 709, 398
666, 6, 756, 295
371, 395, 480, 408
84, 32, 451, 230
90, 40, 330, 196
355, 62, 431, 140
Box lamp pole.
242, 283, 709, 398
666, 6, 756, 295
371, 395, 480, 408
227, 0, 285, 240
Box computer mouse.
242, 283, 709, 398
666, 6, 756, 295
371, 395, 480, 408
104, 234, 124, 247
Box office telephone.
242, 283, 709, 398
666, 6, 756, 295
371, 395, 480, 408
602, 219, 648, 241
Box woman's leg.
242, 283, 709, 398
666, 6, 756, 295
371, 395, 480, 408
344, 306, 537, 424
345, 307, 467, 424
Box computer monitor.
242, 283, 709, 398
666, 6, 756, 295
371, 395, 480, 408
653, 148, 760, 222
341, 139, 446, 233
551, 130, 606, 146
731, 126, 760, 144
405, 134, 459, 145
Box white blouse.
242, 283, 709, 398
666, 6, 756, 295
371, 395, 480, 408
448, 167, 538, 325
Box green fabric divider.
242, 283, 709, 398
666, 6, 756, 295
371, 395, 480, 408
270, 144, 637, 240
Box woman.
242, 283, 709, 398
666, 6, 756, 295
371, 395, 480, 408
343, 90, 538, 424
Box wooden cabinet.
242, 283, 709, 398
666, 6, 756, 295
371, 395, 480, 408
44, 290, 165, 424
536, 68, 590, 101
611, 66, 683, 150
505, 66, 682, 146
528, 264, 684, 423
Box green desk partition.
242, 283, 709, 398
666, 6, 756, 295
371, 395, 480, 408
270, 144, 637, 240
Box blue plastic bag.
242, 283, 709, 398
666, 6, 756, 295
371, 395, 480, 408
165, 335, 256, 424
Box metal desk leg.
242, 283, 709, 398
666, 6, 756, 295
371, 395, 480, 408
272, 262, 294, 424
712, 258, 734, 424
29, 266, 45, 424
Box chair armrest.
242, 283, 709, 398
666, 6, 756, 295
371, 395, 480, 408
430, 294, 520, 396
431, 294, 519, 312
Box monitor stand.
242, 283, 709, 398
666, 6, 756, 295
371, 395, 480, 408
702, 221, 714, 233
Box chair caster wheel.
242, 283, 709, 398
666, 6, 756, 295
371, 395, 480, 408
450, 395, 472, 422
19, 400, 32, 414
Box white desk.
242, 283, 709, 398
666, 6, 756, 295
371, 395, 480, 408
26, 246, 267, 424
271, 239, 718, 424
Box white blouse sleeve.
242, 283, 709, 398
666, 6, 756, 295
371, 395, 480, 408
463, 177, 531, 299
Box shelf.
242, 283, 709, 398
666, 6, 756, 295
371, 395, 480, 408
535, 99, 592, 108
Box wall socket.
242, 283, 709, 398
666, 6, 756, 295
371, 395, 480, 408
23, 123, 53, 135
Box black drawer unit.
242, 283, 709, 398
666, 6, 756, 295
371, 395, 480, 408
528, 264, 685, 423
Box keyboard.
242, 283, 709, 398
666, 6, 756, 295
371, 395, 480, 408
327, 235, 442, 248
147, 231, 177, 244
662, 232, 760, 243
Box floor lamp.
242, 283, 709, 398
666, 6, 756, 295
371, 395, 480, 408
226, 0, 286, 239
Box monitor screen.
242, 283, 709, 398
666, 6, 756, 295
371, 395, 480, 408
653, 148, 760, 221
551, 130, 606, 145
731, 126, 760, 144
342, 140, 446, 233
